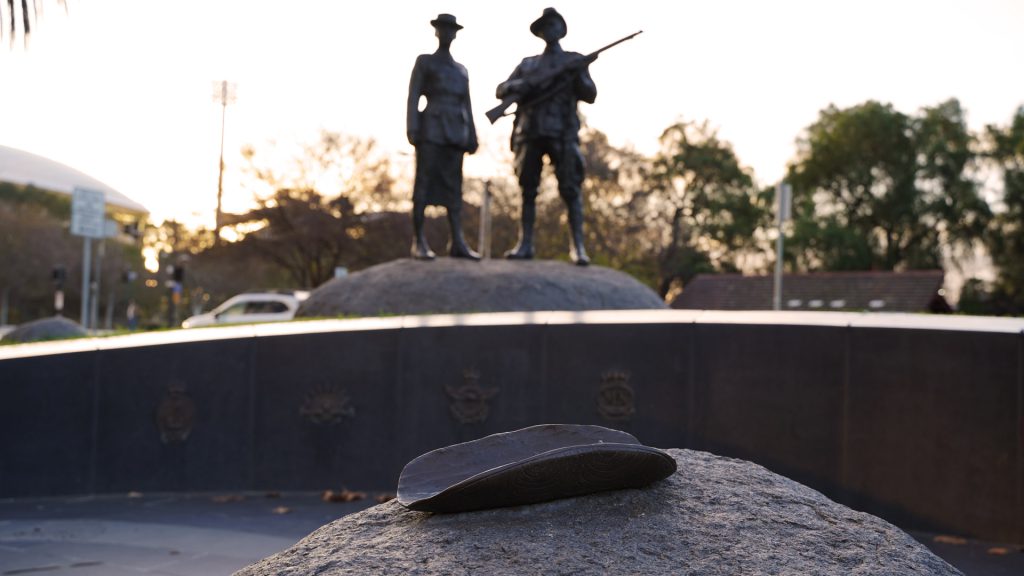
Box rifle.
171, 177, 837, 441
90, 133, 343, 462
485, 30, 643, 124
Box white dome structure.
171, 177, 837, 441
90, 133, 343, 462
0, 144, 147, 216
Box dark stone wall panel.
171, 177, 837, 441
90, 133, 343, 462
0, 352, 97, 496
541, 323, 690, 449
252, 330, 401, 491
93, 340, 253, 492
846, 328, 1019, 542
0, 319, 1020, 545
394, 325, 547, 472
692, 324, 845, 494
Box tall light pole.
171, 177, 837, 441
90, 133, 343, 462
212, 80, 237, 240
773, 182, 792, 311
479, 180, 493, 259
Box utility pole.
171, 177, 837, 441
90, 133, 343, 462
71, 187, 105, 330
1, 287, 9, 326
773, 182, 792, 311
479, 180, 493, 259
90, 239, 105, 330
212, 80, 237, 240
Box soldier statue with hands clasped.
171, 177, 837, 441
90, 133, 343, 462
407, 13, 480, 260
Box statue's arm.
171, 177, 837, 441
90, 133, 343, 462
495, 61, 527, 99
574, 59, 597, 104
407, 56, 426, 145
465, 81, 479, 154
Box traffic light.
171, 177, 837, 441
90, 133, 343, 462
52, 266, 66, 315
52, 266, 67, 289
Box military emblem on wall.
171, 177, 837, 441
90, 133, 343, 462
597, 370, 635, 422
300, 385, 356, 425
156, 383, 196, 444
445, 369, 499, 424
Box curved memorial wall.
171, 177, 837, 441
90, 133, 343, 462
0, 310, 1021, 544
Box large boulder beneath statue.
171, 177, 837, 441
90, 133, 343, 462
1, 316, 87, 344
297, 258, 667, 317
235, 449, 961, 576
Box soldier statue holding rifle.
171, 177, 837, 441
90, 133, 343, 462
489, 8, 640, 266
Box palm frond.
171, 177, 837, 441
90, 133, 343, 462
3, 0, 65, 48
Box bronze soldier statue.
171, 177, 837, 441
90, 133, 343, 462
407, 14, 480, 260
495, 7, 596, 266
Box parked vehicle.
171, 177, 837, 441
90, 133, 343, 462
181, 291, 309, 328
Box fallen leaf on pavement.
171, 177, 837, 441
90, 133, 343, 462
933, 535, 967, 545
322, 489, 367, 503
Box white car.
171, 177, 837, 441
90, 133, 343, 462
182, 291, 309, 328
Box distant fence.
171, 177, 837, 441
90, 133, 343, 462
1, 311, 1021, 544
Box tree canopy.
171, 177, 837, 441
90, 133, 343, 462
785, 99, 991, 272
976, 106, 1024, 314
641, 121, 771, 296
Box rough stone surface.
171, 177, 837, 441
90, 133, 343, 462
235, 449, 962, 576
1, 316, 86, 343
296, 258, 667, 317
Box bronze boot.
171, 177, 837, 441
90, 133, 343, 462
567, 196, 589, 266
505, 198, 536, 260
412, 204, 436, 260
448, 208, 480, 260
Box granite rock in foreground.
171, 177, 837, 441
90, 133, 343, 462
235, 449, 962, 576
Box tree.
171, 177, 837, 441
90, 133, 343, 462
139, 219, 290, 321
229, 131, 401, 288
577, 127, 658, 283
477, 125, 710, 291
229, 188, 364, 288
0, 185, 143, 326
981, 106, 1024, 314
639, 120, 771, 296
241, 130, 400, 213
786, 99, 990, 272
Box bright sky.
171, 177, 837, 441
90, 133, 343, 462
1, 0, 1022, 227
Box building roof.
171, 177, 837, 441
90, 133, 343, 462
0, 144, 147, 215
670, 270, 949, 313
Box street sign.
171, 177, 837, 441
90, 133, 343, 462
71, 187, 106, 238
104, 218, 120, 238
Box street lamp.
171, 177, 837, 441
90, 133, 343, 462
212, 80, 237, 239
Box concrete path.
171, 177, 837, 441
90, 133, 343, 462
0, 492, 1020, 575
0, 492, 380, 575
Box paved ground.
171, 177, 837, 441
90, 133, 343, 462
0, 492, 1021, 575
0, 492, 381, 575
